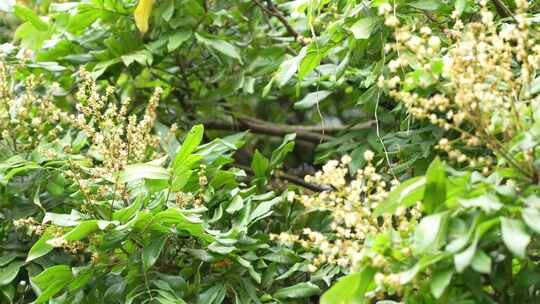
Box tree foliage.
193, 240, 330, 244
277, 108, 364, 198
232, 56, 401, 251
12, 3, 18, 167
0, 0, 540, 303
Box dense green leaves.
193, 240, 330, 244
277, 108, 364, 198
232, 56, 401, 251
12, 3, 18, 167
3, 1, 540, 303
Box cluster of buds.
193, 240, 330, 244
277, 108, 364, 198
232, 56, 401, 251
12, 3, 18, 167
13, 217, 44, 236
46, 236, 85, 255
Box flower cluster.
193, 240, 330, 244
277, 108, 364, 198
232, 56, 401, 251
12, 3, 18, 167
0, 62, 165, 203
379, 1, 539, 180
272, 152, 422, 272
73, 69, 162, 177
13, 217, 44, 236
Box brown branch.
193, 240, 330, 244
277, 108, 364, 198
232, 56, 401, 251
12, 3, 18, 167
252, 0, 307, 45
238, 116, 374, 133
236, 164, 332, 192
274, 170, 333, 192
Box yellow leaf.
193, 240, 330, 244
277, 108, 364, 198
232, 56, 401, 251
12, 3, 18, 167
134, 0, 155, 34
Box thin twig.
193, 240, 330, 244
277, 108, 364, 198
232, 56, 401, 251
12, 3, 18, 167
491, 0, 513, 19
252, 0, 307, 44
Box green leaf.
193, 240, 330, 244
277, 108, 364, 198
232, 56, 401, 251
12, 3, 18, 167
120, 164, 170, 183
226, 195, 244, 214
0, 253, 17, 267
294, 90, 332, 110
413, 212, 447, 254
409, 0, 442, 10
143, 234, 167, 271
374, 176, 426, 216
501, 218, 530, 258
522, 207, 540, 233
423, 158, 446, 214
195, 33, 242, 62
171, 168, 193, 192
454, 241, 477, 273
455, 0, 467, 15
274, 282, 321, 299
31, 265, 73, 303
121, 49, 153, 66
251, 150, 269, 178
113, 197, 143, 223
198, 285, 226, 304
173, 124, 204, 170
321, 266, 376, 304
274, 50, 305, 87
430, 268, 453, 299
14, 5, 48, 31
471, 250, 491, 274
0, 261, 24, 286
26, 232, 54, 262
298, 48, 322, 80
0, 284, 14, 304
530, 76, 540, 95
349, 17, 377, 40
459, 194, 502, 213
151, 209, 213, 242
63, 220, 100, 241
270, 133, 296, 169
168, 31, 191, 52
248, 196, 282, 224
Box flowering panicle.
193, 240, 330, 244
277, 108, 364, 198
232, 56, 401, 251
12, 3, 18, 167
272, 152, 421, 272
73, 69, 162, 176
379, 1, 539, 180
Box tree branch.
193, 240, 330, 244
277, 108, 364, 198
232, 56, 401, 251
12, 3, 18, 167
203, 116, 374, 143
236, 164, 332, 192
252, 0, 307, 45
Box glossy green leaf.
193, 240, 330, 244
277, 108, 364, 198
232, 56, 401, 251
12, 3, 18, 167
173, 124, 204, 170
26, 232, 54, 262
501, 218, 530, 258
349, 17, 377, 40
522, 207, 540, 233
413, 212, 447, 254
423, 158, 446, 214
143, 234, 168, 271
31, 265, 73, 303
251, 150, 269, 178
195, 33, 242, 62
294, 90, 332, 110
430, 268, 453, 299
120, 164, 170, 183
14, 5, 48, 31
274, 282, 320, 299
374, 176, 426, 216
320, 266, 376, 304
0, 261, 24, 286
